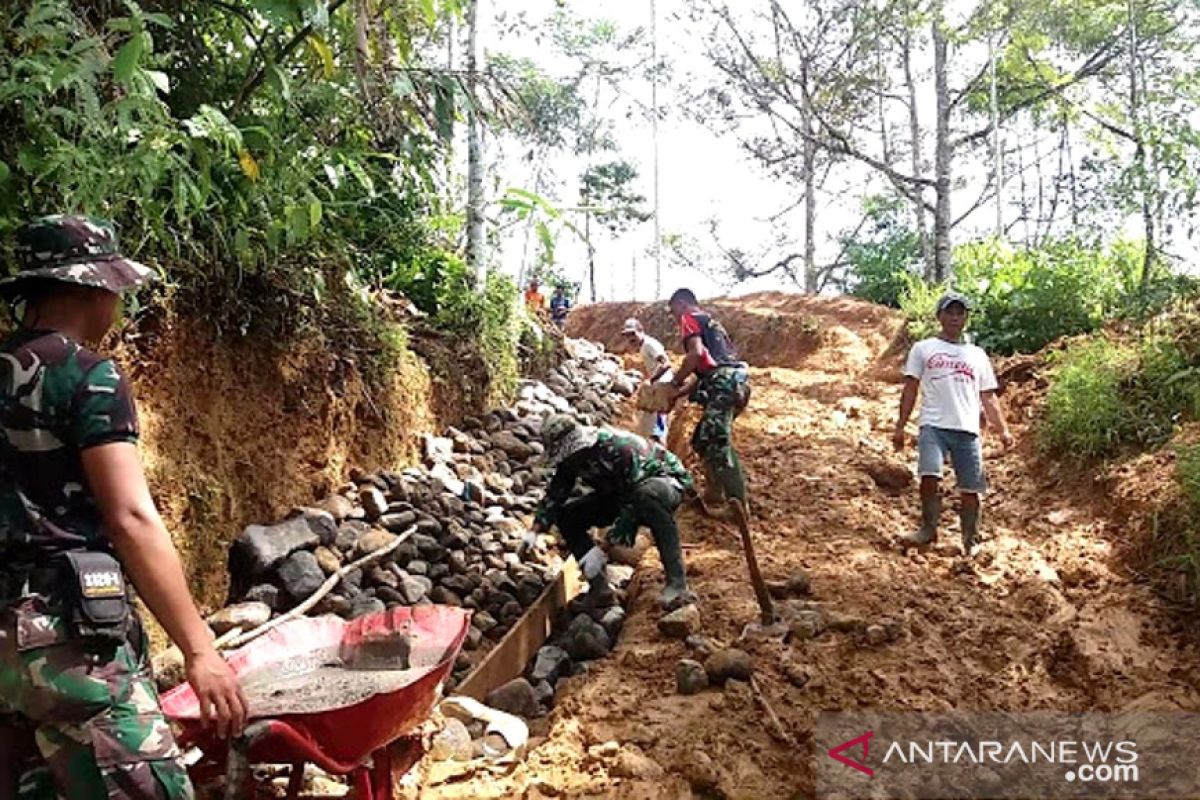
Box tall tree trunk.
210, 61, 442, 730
988, 31, 1003, 239
374, 0, 395, 66
650, 0, 662, 300
352, 0, 372, 104
931, 4, 953, 285
465, 0, 486, 287
585, 207, 597, 302
1065, 115, 1079, 227
876, 49, 891, 165
803, 137, 817, 294
1128, 0, 1157, 290
801, 62, 817, 294
902, 26, 934, 277
1016, 136, 1032, 242
583, 71, 603, 303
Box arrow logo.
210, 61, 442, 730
827, 731, 875, 777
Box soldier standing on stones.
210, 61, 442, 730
665, 289, 751, 514
0, 216, 247, 799
523, 414, 697, 611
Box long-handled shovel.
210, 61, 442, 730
728, 497, 776, 625
690, 492, 776, 625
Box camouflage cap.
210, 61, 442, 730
0, 215, 155, 300
541, 413, 597, 466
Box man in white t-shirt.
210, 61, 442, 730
622, 318, 674, 443
893, 292, 1013, 556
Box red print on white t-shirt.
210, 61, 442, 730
926, 352, 976, 381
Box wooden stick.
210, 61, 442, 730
213, 627, 244, 649
222, 527, 416, 650
730, 499, 776, 625
750, 676, 793, 745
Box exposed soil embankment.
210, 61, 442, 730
566, 291, 907, 374
115, 310, 440, 611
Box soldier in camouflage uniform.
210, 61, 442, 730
666, 288, 751, 510
524, 414, 697, 610
0, 216, 246, 799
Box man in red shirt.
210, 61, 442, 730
667, 288, 751, 509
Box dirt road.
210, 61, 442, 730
424, 294, 1200, 799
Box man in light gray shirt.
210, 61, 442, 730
622, 318, 673, 444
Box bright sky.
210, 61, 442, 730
481, 0, 1196, 303
486, 0, 793, 302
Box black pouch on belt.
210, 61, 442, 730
58, 551, 131, 645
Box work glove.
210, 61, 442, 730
578, 546, 608, 580
518, 531, 541, 558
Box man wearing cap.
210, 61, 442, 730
893, 292, 1013, 556
0, 215, 246, 798
666, 288, 751, 512
524, 414, 697, 611
621, 318, 673, 444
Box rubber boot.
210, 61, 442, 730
701, 462, 726, 506
901, 493, 940, 546
712, 448, 747, 504
652, 520, 697, 611
960, 505, 981, 557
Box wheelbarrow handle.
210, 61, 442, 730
225, 721, 275, 800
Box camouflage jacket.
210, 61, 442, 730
535, 429, 693, 528
0, 329, 139, 602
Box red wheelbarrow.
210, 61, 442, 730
161, 605, 471, 800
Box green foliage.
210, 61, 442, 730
499, 188, 586, 272
844, 196, 922, 307
1039, 335, 1200, 458
1176, 444, 1200, 511
580, 160, 651, 235
435, 272, 526, 404
897, 237, 1146, 355
954, 238, 1141, 354
1039, 339, 1136, 458
0, 0, 460, 350
897, 273, 944, 341
488, 55, 585, 149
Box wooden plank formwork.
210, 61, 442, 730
456, 559, 583, 701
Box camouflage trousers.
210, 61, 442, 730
691, 365, 751, 502
0, 596, 193, 800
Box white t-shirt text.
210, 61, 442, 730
904, 337, 998, 435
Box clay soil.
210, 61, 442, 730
422, 293, 1200, 799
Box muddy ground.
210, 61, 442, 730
418, 294, 1200, 799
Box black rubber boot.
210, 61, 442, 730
634, 479, 697, 610
902, 493, 940, 546
711, 448, 747, 504
653, 522, 696, 611
960, 505, 981, 556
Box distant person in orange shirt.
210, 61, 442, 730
524, 279, 546, 316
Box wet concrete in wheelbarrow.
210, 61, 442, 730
239, 660, 418, 718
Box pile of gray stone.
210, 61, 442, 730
211, 339, 642, 693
